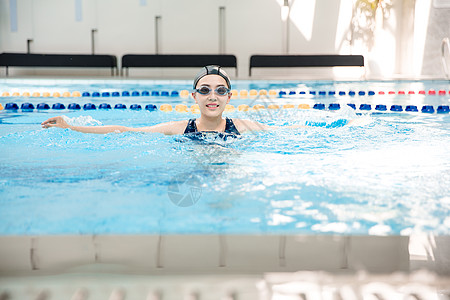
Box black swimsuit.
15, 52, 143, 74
184, 118, 240, 135
183, 118, 240, 142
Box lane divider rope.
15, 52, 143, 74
1, 89, 449, 98
1, 102, 449, 114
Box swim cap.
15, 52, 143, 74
193, 65, 231, 89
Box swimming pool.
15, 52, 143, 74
1, 79, 450, 236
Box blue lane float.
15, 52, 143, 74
122, 91, 130, 97
83, 103, 96, 110
99, 103, 111, 109
130, 104, 142, 110
375, 104, 387, 111
68, 103, 81, 110
437, 105, 450, 113
52, 103, 66, 109
145, 104, 157, 111
390, 105, 403, 112
328, 103, 340, 110
405, 105, 418, 112
360, 104, 371, 110
132, 91, 140, 96
114, 104, 127, 109
21, 103, 35, 110
37, 103, 50, 110
5, 103, 19, 110
313, 103, 325, 110
422, 105, 435, 113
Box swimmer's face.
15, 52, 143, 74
192, 75, 231, 118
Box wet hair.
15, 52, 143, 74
193, 65, 231, 89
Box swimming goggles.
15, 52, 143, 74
194, 86, 230, 96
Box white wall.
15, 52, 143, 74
0, 0, 449, 79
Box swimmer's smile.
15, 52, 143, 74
206, 103, 219, 110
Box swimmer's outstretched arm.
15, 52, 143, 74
41, 116, 187, 135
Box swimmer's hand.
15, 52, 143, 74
41, 116, 70, 129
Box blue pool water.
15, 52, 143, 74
1, 79, 450, 235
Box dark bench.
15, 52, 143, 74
249, 55, 364, 76
0, 52, 118, 76
121, 54, 238, 76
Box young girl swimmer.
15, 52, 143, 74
42, 65, 358, 134
42, 65, 274, 135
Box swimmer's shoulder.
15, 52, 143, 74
162, 119, 190, 135
231, 118, 271, 133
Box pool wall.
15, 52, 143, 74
1, 234, 450, 299
1, 234, 449, 276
